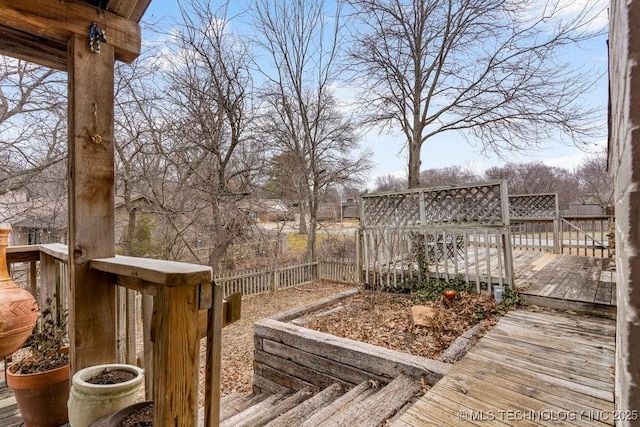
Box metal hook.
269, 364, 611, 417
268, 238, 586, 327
89, 22, 107, 54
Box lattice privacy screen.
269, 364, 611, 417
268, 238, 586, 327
508, 194, 558, 220
362, 182, 507, 229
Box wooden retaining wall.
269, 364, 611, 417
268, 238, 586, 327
253, 290, 451, 395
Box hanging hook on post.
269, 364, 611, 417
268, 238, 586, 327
89, 22, 107, 54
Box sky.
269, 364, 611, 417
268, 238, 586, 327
141, 0, 609, 188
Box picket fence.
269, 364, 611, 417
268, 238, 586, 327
215, 258, 357, 298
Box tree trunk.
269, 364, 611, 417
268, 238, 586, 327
408, 138, 422, 189
306, 199, 317, 263
298, 200, 308, 234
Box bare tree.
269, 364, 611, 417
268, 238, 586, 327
420, 165, 479, 187
265, 151, 312, 233
484, 162, 580, 209
347, 0, 606, 188
157, 0, 262, 272
0, 57, 66, 197
373, 174, 407, 192
576, 149, 613, 209
0, 57, 68, 235
114, 57, 172, 258
253, 0, 372, 261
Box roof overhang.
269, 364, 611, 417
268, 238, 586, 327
0, 0, 150, 70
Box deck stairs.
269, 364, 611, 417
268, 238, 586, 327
213, 374, 423, 427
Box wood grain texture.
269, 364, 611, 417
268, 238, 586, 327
38, 243, 69, 261
91, 255, 212, 287
153, 284, 200, 426
254, 318, 451, 386
0, 0, 141, 69
67, 33, 117, 373
204, 284, 224, 426
5, 246, 40, 263
392, 310, 616, 427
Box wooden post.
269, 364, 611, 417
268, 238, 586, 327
498, 181, 514, 289
553, 193, 561, 254
39, 252, 57, 315
153, 283, 200, 425
204, 284, 224, 427
29, 260, 37, 298
67, 34, 117, 372
141, 294, 154, 401
125, 289, 137, 365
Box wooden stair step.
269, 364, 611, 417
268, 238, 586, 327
220, 392, 270, 422
220, 391, 289, 427
304, 381, 377, 426
265, 383, 345, 427
333, 375, 423, 427
221, 393, 243, 407
233, 387, 316, 427
219, 392, 244, 417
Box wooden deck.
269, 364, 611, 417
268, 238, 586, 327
393, 310, 616, 427
511, 251, 616, 314
0, 371, 20, 427
425, 248, 615, 310
0, 251, 617, 425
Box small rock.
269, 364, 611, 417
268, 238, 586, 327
411, 306, 436, 327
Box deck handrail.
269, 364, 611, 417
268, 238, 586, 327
5, 245, 238, 426
90, 255, 215, 425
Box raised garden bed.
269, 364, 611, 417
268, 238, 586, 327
253, 288, 503, 394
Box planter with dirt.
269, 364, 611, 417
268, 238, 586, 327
68, 364, 145, 427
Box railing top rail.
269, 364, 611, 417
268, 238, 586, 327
510, 218, 556, 222
40, 243, 69, 261
361, 179, 505, 198
90, 255, 212, 287
6, 245, 41, 262
560, 215, 613, 220
6, 243, 69, 263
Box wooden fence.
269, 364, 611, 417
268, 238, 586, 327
360, 181, 514, 293
215, 258, 357, 298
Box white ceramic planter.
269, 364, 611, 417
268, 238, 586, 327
67, 363, 144, 427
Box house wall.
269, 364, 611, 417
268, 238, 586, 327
609, 1, 640, 422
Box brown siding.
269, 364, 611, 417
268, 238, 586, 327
609, 0, 640, 422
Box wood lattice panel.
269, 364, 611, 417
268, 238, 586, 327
361, 192, 421, 228
362, 182, 506, 228
509, 194, 557, 219
360, 182, 513, 290
423, 185, 503, 226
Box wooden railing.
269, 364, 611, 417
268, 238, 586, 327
5, 244, 241, 426
560, 216, 612, 257
361, 227, 514, 293
509, 219, 558, 253
509, 215, 613, 257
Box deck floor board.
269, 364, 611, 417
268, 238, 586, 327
0, 374, 21, 427
392, 310, 616, 427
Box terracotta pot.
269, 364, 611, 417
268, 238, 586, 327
0, 226, 39, 359
6, 358, 70, 427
